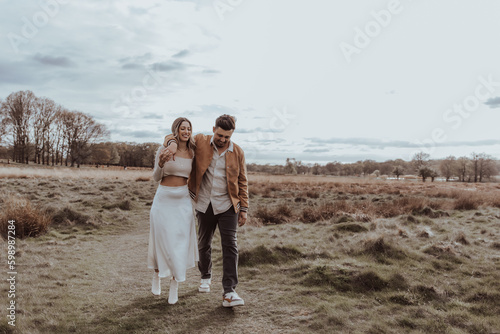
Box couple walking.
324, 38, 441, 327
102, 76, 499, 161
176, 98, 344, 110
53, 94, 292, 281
147, 114, 249, 307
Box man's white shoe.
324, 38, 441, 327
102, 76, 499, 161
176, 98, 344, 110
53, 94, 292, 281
199, 278, 211, 293
151, 272, 161, 295
223, 292, 244, 307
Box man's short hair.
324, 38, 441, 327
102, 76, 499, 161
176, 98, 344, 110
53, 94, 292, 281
215, 114, 236, 131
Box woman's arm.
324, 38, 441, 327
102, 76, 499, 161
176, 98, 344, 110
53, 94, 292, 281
152, 146, 164, 182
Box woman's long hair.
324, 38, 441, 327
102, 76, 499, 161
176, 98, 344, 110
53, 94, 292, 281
171, 117, 196, 156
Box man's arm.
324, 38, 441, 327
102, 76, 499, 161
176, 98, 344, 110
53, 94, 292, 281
163, 134, 178, 154
237, 151, 249, 226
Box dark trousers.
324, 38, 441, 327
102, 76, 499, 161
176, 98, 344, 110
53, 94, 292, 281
197, 203, 238, 294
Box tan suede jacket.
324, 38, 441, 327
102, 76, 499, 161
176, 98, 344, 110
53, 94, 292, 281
164, 133, 249, 213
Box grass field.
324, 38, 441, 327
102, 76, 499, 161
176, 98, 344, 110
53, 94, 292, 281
1, 165, 500, 333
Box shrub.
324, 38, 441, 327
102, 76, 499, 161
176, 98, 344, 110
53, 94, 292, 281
0, 196, 52, 239
454, 195, 479, 210
301, 207, 323, 223
305, 191, 320, 199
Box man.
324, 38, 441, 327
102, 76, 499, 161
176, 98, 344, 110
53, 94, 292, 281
163, 114, 249, 307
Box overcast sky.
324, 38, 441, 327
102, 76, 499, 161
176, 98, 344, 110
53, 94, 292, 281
1, 0, 500, 164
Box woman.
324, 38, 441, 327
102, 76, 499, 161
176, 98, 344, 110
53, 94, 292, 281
147, 117, 199, 304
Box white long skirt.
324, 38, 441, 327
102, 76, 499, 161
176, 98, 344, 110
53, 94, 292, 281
147, 184, 198, 282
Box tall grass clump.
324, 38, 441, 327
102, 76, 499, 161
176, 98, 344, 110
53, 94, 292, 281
254, 203, 293, 225
453, 194, 480, 210
52, 207, 91, 225
239, 245, 303, 266
0, 196, 52, 239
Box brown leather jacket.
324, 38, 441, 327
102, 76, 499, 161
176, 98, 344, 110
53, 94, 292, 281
164, 133, 249, 213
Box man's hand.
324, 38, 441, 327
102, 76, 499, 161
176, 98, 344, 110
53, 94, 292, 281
158, 148, 175, 167
238, 211, 247, 227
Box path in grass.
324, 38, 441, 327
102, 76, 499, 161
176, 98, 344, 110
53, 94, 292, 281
15, 217, 296, 334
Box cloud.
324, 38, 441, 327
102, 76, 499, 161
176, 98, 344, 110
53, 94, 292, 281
172, 49, 190, 58
237, 127, 284, 134
33, 53, 75, 67
304, 148, 330, 153
202, 69, 220, 74
305, 137, 500, 149
115, 129, 161, 139
151, 61, 186, 72
484, 96, 500, 109
143, 113, 163, 120
121, 63, 144, 70
184, 104, 237, 117
129, 6, 149, 15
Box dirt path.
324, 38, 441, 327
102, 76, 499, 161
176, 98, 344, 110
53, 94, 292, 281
17, 218, 296, 334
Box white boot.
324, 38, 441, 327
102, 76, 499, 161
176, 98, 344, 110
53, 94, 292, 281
152, 272, 161, 295
168, 278, 179, 304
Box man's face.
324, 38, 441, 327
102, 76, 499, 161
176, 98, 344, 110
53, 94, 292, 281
213, 126, 234, 149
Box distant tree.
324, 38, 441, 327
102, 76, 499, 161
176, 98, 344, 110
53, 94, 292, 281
311, 163, 321, 175
477, 153, 497, 182
392, 165, 404, 179
61, 111, 108, 167
1, 90, 36, 163
455, 156, 469, 182
379, 161, 394, 176
439, 155, 456, 181
284, 158, 298, 174
412, 152, 430, 172
325, 162, 341, 175
90, 142, 112, 165
32, 97, 57, 165
362, 159, 377, 176
418, 167, 435, 182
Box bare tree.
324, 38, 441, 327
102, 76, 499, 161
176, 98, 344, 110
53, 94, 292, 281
0, 91, 36, 163
412, 152, 430, 172
439, 156, 456, 181
392, 165, 404, 180
455, 156, 470, 182
32, 97, 58, 164
61, 111, 108, 167
477, 153, 497, 182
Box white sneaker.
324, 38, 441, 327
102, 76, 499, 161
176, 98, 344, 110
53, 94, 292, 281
151, 272, 161, 295
199, 278, 211, 293
223, 292, 244, 307
168, 278, 178, 304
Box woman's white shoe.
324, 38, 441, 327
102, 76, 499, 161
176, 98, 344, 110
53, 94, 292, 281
152, 272, 161, 295
168, 278, 178, 304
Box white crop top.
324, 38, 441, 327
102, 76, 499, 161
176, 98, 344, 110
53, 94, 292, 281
152, 146, 192, 182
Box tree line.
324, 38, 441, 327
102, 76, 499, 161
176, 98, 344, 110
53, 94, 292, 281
0, 90, 161, 168
1, 91, 498, 178
248, 152, 499, 182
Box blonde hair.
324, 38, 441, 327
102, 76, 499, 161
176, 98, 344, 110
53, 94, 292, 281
171, 117, 195, 155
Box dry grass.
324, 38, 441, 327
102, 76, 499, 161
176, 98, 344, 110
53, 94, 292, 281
1, 168, 499, 333
0, 194, 52, 239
